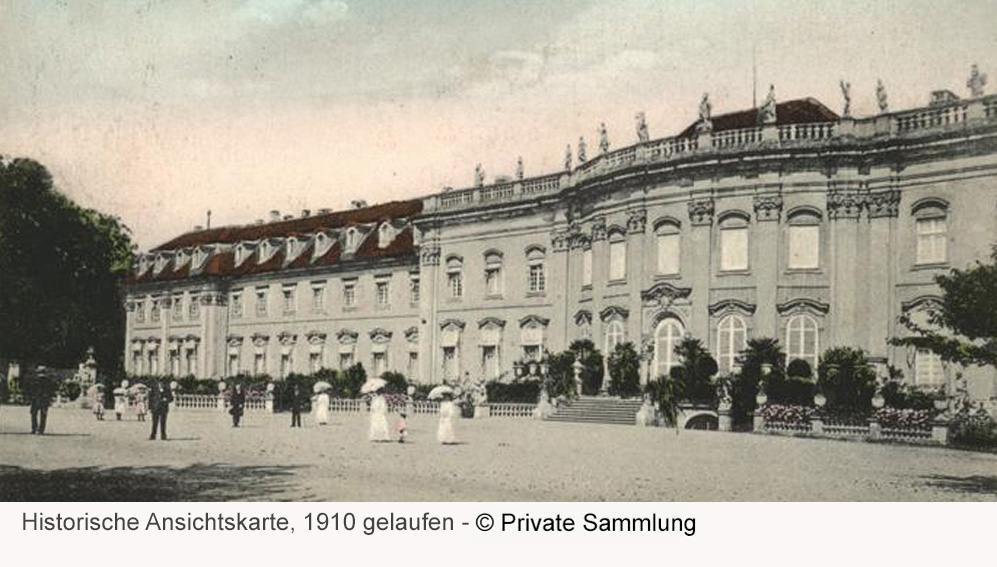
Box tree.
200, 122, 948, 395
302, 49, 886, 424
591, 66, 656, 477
732, 338, 787, 425
607, 342, 641, 398
568, 339, 604, 395
891, 248, 997, 368
817, 347, 877, 411
0, 156, 134, 373
669, 336, 718, 402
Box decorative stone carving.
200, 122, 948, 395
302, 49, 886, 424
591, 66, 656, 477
776, 298, 830, 315
827, 186, 867, 220
698, 93, 713, 133
336, 328, 358, 343
551, 229, 570, 253
867, 189, 901, 218
598, 123, 610, 154
591, 216, 607, 241
635, 112, 649, 143
519, 314, 550, 327
626, 208, 647, 234
277, 331, 297, 345
876, 79, 888, 112
564, 144, 573, 171
251, 333, 270, 347
840, 79, 852, 118
515, 156, 524, 180
687, 197, 715, 226
420, 245, 440, 266
573, 310, 592, 325
306, 330, 327, 343
708, 298, 757, 316
759, 84, 777, 124
640, 282, 693, 306
753, 194, 784, 222
599, 305, 629, 322
570, 233, 591, 250
369, 328, 392, 342
577, 136, 587, 163
967, 64, 987, 98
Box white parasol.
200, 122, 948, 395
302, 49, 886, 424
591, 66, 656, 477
128, 383, 148, 394
313, 381, 333, 394
359, 378, 387, 394
427, 385, 455, 400
112, 387, 128, 396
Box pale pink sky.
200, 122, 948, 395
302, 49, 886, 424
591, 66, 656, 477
2, 0, 996, 249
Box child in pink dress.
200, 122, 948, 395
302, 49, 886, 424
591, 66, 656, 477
396, 412, 407, 444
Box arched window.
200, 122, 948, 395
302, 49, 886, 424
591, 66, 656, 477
719, 213, 750, 272
446, 256, 464, 299
605, 320, 626, 355
608, 230, 627, 280
787, 209, 821, 270
655, 220, 681, 275
786, 314, 819, 369
654, 318, 685, 378
913, 200, 948, 265
716, 315, 747, 374
526, 247, 546, 293
484, 250, 503, 297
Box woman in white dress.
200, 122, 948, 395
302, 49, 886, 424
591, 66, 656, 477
436, 395, 456, 445
367, 393, 391, 442
314, 390, 331, 425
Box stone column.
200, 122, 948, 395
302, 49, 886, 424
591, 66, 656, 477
686, 196, 715, 341
591, 215, 608, 351
549, 227, 571, 353
753, 192, 783, 338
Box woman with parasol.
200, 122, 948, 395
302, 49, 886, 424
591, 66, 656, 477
312, 380, 332, 425
429, 385, 457, 445
362, 378, 390, 442
129, 383, 148, 421
113, 380, 130, 420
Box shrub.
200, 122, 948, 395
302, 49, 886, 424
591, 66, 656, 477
879, 381, 936, 410
732, 337, 787, 425
786, 359, 813, 379
486, 379, 542, 403
381, 371, 408, 395
59, 381, 82, 401
817, 347, 877, 411
766, 376, 816, 406
950, 406, 997, 449
670, 336, 718, 403
607, 342, 641, 398
338, 363, 367, 398
546, 350, 579, 399
645, 377, 679, 427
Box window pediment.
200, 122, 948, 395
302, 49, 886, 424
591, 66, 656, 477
708, 299, 757, 316
776, 298, 830, 315
337, 329, 358, 344
599, 306, 629, 322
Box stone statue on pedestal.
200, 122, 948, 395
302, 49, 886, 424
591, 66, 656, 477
697, 93, 712, 132
839, 80, 852, 117
564, 144, 573, 171
876, 79, 889, 112
967, 64, 988, 98
598, 123, 610, 154
577, 136, 587, 163
635, 112, 649, 143
759, 84, 777, 124
515, 156, 524, 180
474, 163, 485, 187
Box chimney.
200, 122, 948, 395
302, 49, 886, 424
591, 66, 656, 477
350, 199, 368, 210
301, 209, 311, 217
269, 210, 280, 222
194, 225, 203, 231
318, 208, 332, 214
283, 214, 293, 221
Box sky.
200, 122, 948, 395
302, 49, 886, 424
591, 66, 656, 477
2, 0, 996, 250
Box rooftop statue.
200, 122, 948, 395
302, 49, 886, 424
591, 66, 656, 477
577, 136, 587, 163
636, 112, 649, 143
474, 163, 485, 187
515, 156, 524, 180
759, 84, 777, 124
564, 143, 572, 171
968, 64, 988, 98
698, 92, 712, 132
598, 123, 610, 154
840, 79, 852, 117
876, 79, 889, 112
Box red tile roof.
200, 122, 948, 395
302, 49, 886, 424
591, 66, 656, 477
677, 98, 838, 138
151, 199, 423, 251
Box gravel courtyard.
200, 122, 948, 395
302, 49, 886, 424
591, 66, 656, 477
1, 406, 995, 501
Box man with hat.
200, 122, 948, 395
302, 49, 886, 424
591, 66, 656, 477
147, 378, 173, 440
28, 366, 56, 435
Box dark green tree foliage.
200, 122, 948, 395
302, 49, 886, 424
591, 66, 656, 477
668, 336, 718, 402
817, 347, 877, 411
0, 157, 134, 373
732, 338, 787, 425
546, 350, 578, 398
568, 339, 604, 395
891, 248, 997, 367
339, 363, 367, 398
607, 342, 641, 398
380, 371, 409, 395
485, 380, 541, 403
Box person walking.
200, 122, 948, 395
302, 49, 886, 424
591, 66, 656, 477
91, 384, 105, 421
314, 388, 330, 425
229, 383, 245, 428
114, 383, 129, 421
436, 393, 457, 445
289, 382, 305, 428
28, 367, 56, 435
367, 393, 390, 442
148, 379, 173, 440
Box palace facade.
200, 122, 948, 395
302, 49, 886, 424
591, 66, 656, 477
124, 82, 997, 400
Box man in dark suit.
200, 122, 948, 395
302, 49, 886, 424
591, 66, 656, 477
148, 379, 173, 440
289, 381, 305, 428
29, 367, 56, 435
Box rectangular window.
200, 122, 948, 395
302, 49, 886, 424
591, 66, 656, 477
189, 296, 200, 320
136, 301, 146, 323
407, 352, 419, 381
185, 347, 197, 376
309, 351, 322, 374
339, 352, 354, 370
442, 346, 457, 380
280, 353, 291, 378
169, 350, 180, 375
230, 292, 243, 318
582, 248, 593, 287
609, 240, 627, 280
448, 272, 463, 299
481, 346, 499, 380
720, 227, 749, 271
343, 280, 356, 307
148, 350, 159, 374
410, 275, 420, 304
282, 286, 296, 315
372, 352, 386, 377
172, 296, 183, 321
376, 280, 390, 306
254, 352, 266, 374
528, 263, 545, 293
915, 349, 944, 386
656, 233, 680, 275
916, 217, 947, 264
255, 288, 268, 317
151, 302, 160, 322
228, 353, 240, 377
485, 267, 501, 296
311, 284, 325, 313
788, 225, 820, 269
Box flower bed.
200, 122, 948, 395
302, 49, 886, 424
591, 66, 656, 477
757, 403, 815, 427
872, 407, 934, 431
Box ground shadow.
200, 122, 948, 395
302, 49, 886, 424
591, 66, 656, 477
921, 474, 997, 496
0, 432, 92, 437
0, 463, 303, 502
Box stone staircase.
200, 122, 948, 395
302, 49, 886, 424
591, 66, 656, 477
545, 396, 642, 426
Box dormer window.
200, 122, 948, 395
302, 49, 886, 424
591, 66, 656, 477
313, 232, 333, 260
235, 243, 253, 266
154, 254, 171, 274
346, 228, 360, 252
175, 250, 189, 268
378, 223, 395, 249
286, 237, 300, 261
192, 247, 208, 269
258, 241, 272, 264
138, 256, 150, 275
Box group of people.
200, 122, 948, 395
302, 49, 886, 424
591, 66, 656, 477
365, 391, 458, 445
